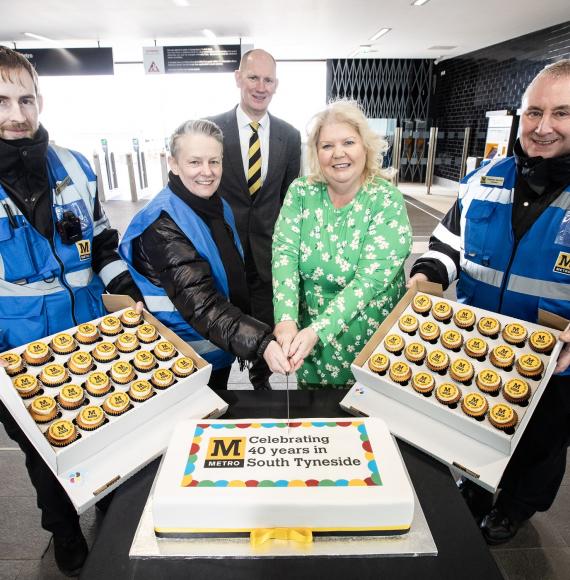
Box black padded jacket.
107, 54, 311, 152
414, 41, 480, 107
131, 211, 274, 361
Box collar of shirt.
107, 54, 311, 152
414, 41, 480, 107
236, 106, 270, 185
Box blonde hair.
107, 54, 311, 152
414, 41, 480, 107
522, 58, 570, 107
169, 119, 223, 159
306, 99, 392, 184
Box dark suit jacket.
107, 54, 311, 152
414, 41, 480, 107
208, 107, 301, 282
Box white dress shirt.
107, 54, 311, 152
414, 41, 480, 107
236, 105, 270, 185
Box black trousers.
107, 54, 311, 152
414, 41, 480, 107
244, 245, 274, 388
0, 401, 80, 537
208, 365, 232, 391
497, 374, 570, 521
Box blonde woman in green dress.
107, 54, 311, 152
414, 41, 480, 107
272, 100, 412, 389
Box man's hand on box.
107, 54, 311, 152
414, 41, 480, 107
554, 325, 570, 374
135, 301, 144, 315
406, 273, 428, 289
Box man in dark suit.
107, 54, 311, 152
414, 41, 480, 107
209, 49, 301, 390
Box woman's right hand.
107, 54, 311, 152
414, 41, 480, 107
263, 340, 292, 375
274, 320, 298, 358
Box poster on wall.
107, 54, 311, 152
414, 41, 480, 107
143, 45, 241, 75
16, 47, 114, 76
484, 111, 518, 160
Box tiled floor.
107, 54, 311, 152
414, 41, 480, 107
0, 183, 567, 579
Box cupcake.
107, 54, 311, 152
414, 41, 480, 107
115, 332, 139, 353
12, 374, 40, 399
99, 315, 122, 336
132, 351, 157, 372
137, 324, 159, 343
398, 314, 419, 334
411, 371, 435, 395
464, 337, 488, 359
58, 384, 85, 410
151, 368, 175, 389
128, 379, 154, 402
389, 361, 412, 384
23, 341, 51, 366
102, 392, 131, 416
490, 344, 515, 368
383, 334, 405, 354
515, 354, 544, 378
0, 352, 25, 376
39, 363, 69, 387
503, 378, 531, 405
85, 371, 112, 397
502, 323, 528, 346
46, 419, 78, 447
419, 321, 440, 343
461, 392, 489, 419
153, 341, 177, 361
432, 301, 453, 323
404, 342, 426, 364
411, 293, 432, 315
529, 330, 556, 354
488, 403, 518, 431
368, 353, 390, 374
440, 329, 464, 351
171, 357, 195, 378
50, 333, 77, 355
91, 341, 118, 363
449, 358, 475, 383
435, 383, 461, 406
74, 323, 99, 345
477, 316, 501, 338
119, 308, 143, 328
453, 308, 476, 329
75, 405, 106, 431
425, 349, 450, 373
67, 351, 94, 375
28, 395, 58, 423
109, 361, 135, 384
475, 369, 502, 394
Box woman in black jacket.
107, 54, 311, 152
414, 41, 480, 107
119, 120, 290, 389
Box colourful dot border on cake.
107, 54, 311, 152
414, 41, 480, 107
181, 420, 382, 488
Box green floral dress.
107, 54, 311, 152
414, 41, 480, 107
272, 175, 412, 388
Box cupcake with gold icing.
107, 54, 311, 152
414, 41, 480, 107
0, 352, 25, 376
99, 315, 122, 336
464, 337, 488, 359
39, 363, 69, 387
46, 420, 78, 447
461, 392, 489, 419
151, 368, 175, 389
383, 334, 405, 354
368, 353, 390, 374
75, 405, 106, 431
453, 308, 476, 329
477, 316, 501, 338
50, 333, 77, 355
411, 371, 435, 395
528, 330, 556, 354
28, 395, 58, 423
85, 371, 112, 397
490, 344, 515, 368
432, 301, 453, 323
425, 349, 450, 373
488, 403, 518, 431
132, 350, 156, 372
91, 341, 118, 363
74, 322, 99, 345
475, 369, 502, 394
502, 323, 528, 346
419, 321, 440, 343
115, 332, 139, 353
411, 293, 432, 315
398, 314, 419, 335
67, 351, 94, 375
171, 357, 195, 378
119, 308, 143, 328
136, 323, 159, 343
435, 383, 461, 406
153, 341, 177, 361
12, 374, 40, 399
23, 341, 51, 366
515, 354, 544, 378
102, 392, 131, 416
404, 342, 426, 364
389, 361, 412, 384
58, 384, 85, 410
128, 379, 154, 402
449, 358, 475, 384
502, 378, 531, 405
109, 361, 135, 384
440, 329, 463, 351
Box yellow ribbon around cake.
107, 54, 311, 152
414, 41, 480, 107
250, 528, 313, 547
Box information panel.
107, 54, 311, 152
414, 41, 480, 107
143, 45, 240, 74
16, 48, 114, 76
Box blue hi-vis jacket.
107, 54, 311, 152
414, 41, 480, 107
0, 145, 122, 351
457, 156, 570, 331
119, 187, 239, 370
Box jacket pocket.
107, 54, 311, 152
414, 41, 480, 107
0, 221, 38, 283
464, 201, 496, 266
0, 295, 47, 349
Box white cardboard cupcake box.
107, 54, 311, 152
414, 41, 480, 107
0, 295, 227, 512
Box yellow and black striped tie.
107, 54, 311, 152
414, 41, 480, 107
247, 121, 262, 195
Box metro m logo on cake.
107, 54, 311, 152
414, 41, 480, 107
205, 437, 246, 468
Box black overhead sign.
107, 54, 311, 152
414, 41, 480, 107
16, 47, 114, 76
143, 45, 241, 74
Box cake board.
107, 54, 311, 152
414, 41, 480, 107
129, 438, 437, 559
